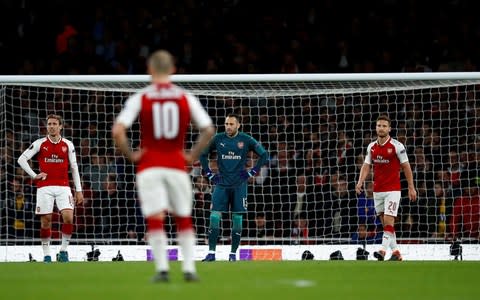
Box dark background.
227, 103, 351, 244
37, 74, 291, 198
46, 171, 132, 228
1, 0, 479, 75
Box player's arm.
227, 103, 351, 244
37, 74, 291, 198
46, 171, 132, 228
401, 161, 417, 201
67, 141, 84, 205
397, 143, 417, 202
17, 140, 46, 180
186, 93, 218, 183
199, 138, 214, 170
185, 93, 215, 164
112, 93, 142, 163
240, 136, 269, 180
185, 93, 216, 171
198, 138, 220, 183
112, 123, 133, 161
251, 138, 269, 170
187, 126, 215, 165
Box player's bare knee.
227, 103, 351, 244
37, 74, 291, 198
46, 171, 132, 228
40, 215, 52, 228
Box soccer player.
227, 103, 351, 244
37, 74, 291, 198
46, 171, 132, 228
112, 49, 214, 282
17, 114, 84, 263
355, 115, 417, 261
200, 113, 269, 262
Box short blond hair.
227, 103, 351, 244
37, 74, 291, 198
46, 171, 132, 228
148, 50, 174, 74
46, 114, 63, 125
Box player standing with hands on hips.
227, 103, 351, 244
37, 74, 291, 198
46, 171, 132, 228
112, 49, 214, 282
355, 115, 417, 261
200, 113, 269, 262
18, 114, 84, 263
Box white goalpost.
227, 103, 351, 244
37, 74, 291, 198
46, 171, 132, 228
1, 73, 479, 261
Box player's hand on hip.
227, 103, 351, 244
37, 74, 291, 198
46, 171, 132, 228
240, 167, 259, 181
204, 168, 221, 184
75, 191, 84, 205
35, 172, 48, 181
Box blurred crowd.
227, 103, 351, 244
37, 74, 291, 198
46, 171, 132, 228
1, 0, 479, 75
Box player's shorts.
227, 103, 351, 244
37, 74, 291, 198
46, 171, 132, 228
373, 191, 401, 217
211, 181, 248, 213
137, 167, 193, 217
36, 186, 74, 215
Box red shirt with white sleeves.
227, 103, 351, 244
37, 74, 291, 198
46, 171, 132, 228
364, 137, 409, 192
18, 136, 82, 190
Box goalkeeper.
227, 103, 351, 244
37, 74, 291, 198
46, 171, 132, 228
200, 113, 269, 261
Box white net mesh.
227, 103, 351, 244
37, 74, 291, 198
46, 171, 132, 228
1, 74, 479, 248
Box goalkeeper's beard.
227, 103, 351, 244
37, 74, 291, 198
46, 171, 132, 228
226, 129, 237, 137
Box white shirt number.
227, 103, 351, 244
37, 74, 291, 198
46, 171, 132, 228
152, 102, 179, 139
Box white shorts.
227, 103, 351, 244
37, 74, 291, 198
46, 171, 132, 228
373, 191, 401, 217
36, 186, 74, 215
137, 167, 193, 217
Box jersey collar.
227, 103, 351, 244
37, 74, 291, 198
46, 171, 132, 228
47, 135, 62, 144
376, 136, 391, 146
155, 82, 172, 89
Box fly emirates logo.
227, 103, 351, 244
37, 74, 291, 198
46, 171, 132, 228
373, 155, 390, 164
222, 151, 241, 160
44, 154, 64, 163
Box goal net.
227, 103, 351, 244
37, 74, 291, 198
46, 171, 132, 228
1, 73, 479, 250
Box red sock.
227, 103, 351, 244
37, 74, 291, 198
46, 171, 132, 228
147, 217, 164, 233
62, 223, 73, 235
176, 216, 193, 232
40, 228, 51, 239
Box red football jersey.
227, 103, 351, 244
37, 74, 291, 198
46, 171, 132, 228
115, 82, 213, 173
20, 137, 77, 188
364, 137, 409, 192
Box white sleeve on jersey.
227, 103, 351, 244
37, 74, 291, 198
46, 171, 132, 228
115, 93, 142, 128
186, 93, 213, 129
364, 142, 374, 165
395, 142, 409, 164
17, 139, 42, 178
65, 139, 82, 192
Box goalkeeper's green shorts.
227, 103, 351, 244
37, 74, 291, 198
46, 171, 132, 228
211, 181, 247, 213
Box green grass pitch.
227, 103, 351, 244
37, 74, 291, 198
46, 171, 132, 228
0, 261, 478, 300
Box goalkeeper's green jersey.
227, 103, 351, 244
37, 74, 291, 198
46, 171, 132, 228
200, 132, 268, 187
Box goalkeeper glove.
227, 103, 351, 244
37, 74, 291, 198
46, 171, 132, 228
204, 169, 221, 184
240, 167, 259, 181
